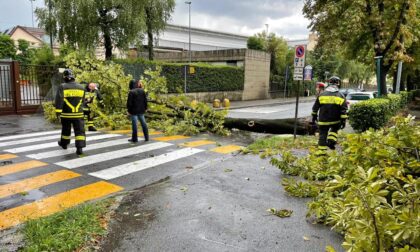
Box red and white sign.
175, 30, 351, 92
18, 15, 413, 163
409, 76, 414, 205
294, 45, 306, 68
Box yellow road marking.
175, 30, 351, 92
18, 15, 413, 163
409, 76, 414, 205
106, 130, 163, 136
211, 145, 243, 154
0, 160, 48, 176
0, 170, 81, 199
154, 135, 190, 142
180, 140, 216, 148
0, 154, 17, 161
0, 181, 123, 230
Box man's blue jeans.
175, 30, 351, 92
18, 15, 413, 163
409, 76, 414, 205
130, 114, 149, 142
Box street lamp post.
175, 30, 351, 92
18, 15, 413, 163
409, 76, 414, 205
29, 0, 36, 27
185, 1, 192, 63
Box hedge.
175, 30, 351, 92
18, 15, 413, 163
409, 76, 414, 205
115, 59, 244, 93
349, 90, 419, 132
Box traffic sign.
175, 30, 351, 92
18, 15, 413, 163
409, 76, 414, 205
295, 46, 305, 58
294, 45, 306, 68
304, 65, 313, 81
293, 67, 304, 81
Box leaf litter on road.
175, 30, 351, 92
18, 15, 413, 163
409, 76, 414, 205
266, 208, 293, 218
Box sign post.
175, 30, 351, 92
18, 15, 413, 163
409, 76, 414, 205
396, 61, 403, 94
293, 45, 306, 139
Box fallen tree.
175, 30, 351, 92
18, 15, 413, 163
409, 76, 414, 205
224, 117, 313, 135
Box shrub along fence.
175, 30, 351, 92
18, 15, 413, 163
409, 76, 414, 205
116, 59, 244, 93
349, 90, 419, 132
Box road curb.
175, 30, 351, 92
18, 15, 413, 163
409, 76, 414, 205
213, 98, 316, 111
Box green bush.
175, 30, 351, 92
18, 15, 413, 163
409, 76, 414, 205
116, 59, 244, 93
349, 98, 391, 132
271, 116, 420, 251
349, 91, 420, 132
387, 94, 403, 114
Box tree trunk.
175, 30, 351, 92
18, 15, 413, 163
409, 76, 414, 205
223, 117, 311, 135
392, 69, 397, 93
406, 75, 413, 91
145, 7, 154, 61
104, 29, 113, 60
99, 9, 113, 60
379, 61, 388, 96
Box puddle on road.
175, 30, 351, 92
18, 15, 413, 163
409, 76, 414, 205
0, 161, 13, 167
0, 190, 46, 211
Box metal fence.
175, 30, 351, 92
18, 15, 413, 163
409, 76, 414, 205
0, 62, 13, 110
0, 62, 60, 115
19, 64, 58, 106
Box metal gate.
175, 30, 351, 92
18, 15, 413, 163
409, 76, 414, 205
0, 61, 18, 115
0, 61, 57, 115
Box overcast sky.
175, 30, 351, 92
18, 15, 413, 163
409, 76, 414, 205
0, 0, 310, 40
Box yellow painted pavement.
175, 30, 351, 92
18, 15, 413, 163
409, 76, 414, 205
0, 154, 17, 161
0, 181, 123, 230
0, 160, 48, 176
0, 170, 81, 199
154, 135, 190, 142
211, 145, 243, 154
106, 130, 163, 136
180, 140, 216, 148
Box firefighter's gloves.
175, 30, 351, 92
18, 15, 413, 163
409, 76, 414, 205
312, 114, 318, 124
340, 120, 346, 129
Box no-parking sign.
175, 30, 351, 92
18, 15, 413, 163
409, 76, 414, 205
294, 45, 306, 68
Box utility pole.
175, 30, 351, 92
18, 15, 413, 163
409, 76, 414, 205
265, 23, 269, 34
49, 0, 53, 51
29, 0, 35, 27
185, 1, 192, 63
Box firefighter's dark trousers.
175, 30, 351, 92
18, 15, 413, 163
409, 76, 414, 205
83, 109, 94, 128
60, 118, 86, 148
317, 123, 340, 155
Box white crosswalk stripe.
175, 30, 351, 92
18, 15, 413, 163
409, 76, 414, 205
0, 131, 100, 148
55, 142, 173, 169
25, 136, 128, 159
89, 148, 205, 180
0, 130, 61, 142
0, 131, 208, 183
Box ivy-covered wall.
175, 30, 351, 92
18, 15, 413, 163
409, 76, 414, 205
116, 59, 244, 93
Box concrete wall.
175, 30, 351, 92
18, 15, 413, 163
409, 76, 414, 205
153, 49, 271, 101
242, 50, 270, 100
167, 91, 243, 103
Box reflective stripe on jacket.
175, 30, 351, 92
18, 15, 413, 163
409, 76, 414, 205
55, 82, 85, 119
312, 85, 348, 125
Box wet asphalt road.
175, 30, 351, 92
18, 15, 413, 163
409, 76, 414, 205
101, 154, 344, 252
227, 101, 314, 120
0, 114, 344, 251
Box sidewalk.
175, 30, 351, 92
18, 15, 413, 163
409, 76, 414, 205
0, 114, 58, 136
217, 96, 316, 110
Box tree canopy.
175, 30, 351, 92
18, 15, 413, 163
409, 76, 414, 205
36, 0, 147, 60
247, 32, 291, 76
144, 0, 175, 60
303, 0, 419, 95
0, 34, 17, 60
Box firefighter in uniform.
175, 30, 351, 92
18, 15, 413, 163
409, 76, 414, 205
83, 82, 103, 131
55, 69, 86, 156
312, 76, 348, 155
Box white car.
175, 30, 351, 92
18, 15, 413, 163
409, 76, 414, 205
346, 92, 377, 109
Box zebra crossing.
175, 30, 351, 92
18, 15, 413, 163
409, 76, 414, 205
0, 129, 243, 230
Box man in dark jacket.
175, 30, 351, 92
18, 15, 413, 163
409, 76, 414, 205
312, 76, 348, 155
55, 69, 86, 156
127, 80, 149, 143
